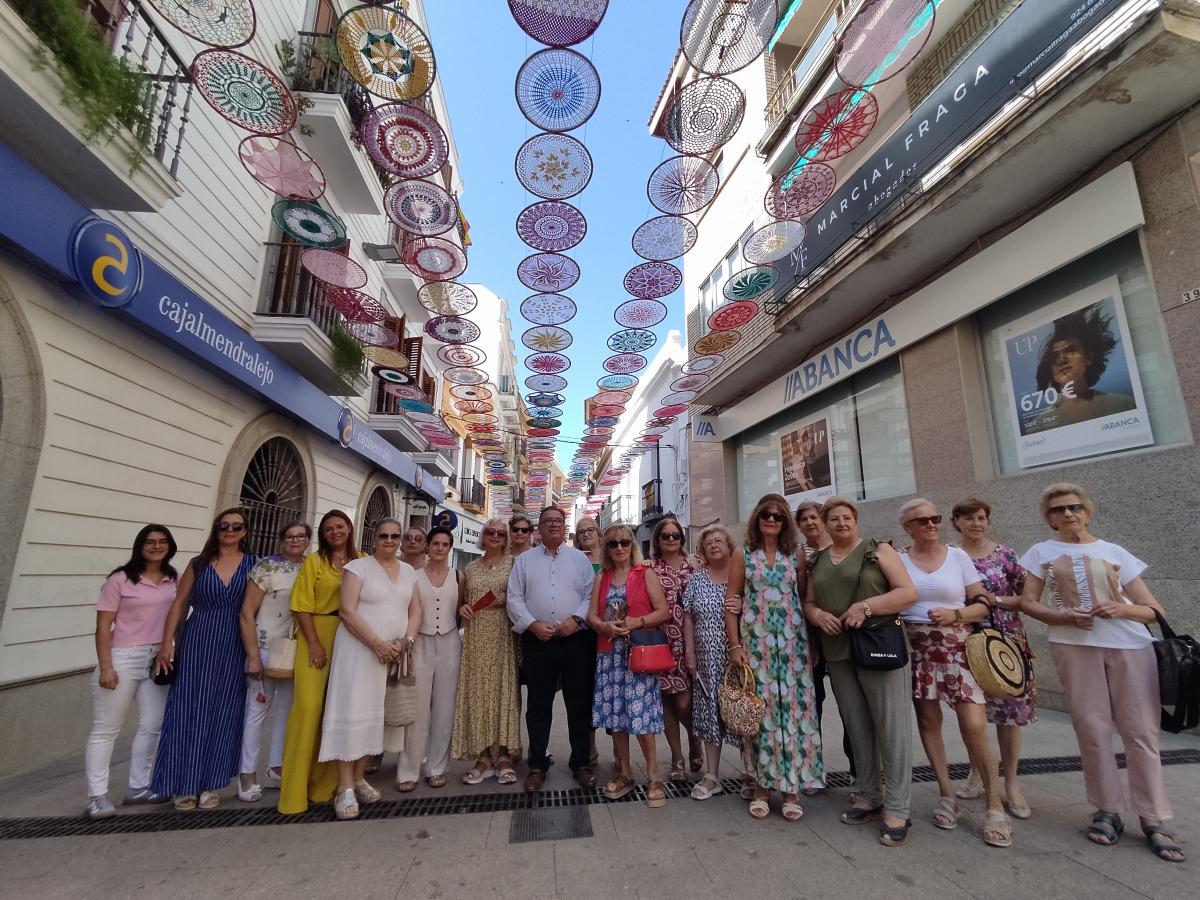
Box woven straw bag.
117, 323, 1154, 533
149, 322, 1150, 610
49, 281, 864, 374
384, 655, 417, 728
263, 628, 297, 679
718, 662, 765, 737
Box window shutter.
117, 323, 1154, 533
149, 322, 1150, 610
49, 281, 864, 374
402, 336, 423, 379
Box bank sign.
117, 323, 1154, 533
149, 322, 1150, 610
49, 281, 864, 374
777, 0, 1128, 295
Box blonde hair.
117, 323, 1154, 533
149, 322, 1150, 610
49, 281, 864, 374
898, 497, 937, 525
479, 517, 508, 552
819, 496, 859, 523
1040, 482, 1094, 524
696, 525, 735, 567
573, 516, 599, 550
599, 523, 642, 570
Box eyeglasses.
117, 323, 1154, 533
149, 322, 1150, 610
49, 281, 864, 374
484, 528, 507, 538
576, 527, 596, 536
907, 515, 943, 527
143, 540, 170, 548
283, 534, 308, 541
607, 539, 632, 549
377, 532, 403, 540
511, 526, 531, 534
542, 519, 565, 527
758, 511, 787, 523
1048, 503, 1086, 515
217, 522, 246, 532
659, 533, 683, 542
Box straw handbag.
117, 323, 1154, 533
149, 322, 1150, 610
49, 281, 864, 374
718, 662, 766, 737
965, 613, 1029, 700
263, 627, 297, 679
385, 655, 417, 728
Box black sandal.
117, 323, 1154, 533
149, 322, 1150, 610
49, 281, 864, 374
1087, 811, 1124, 846
840, 804, 884, 825
1143, 824, 1185, 862
879, 818, 913, 847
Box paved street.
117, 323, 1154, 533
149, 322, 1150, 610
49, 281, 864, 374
0, 696, 1195, 900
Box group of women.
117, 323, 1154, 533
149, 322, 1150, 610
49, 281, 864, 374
82, 484, 1184, 862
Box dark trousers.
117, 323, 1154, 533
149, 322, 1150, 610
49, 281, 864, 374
814, 658, 857, 777
522, 629, 596, 772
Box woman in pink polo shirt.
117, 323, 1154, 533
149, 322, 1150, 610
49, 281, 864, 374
84, 525, 179, 819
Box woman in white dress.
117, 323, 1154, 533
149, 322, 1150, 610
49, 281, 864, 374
318, 518, 421, 820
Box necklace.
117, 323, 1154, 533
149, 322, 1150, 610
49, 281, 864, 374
829, 539, 861, 564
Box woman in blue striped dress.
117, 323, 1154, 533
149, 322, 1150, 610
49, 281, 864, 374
152, 508, 256, 810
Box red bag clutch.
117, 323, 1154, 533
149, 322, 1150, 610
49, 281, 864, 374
470, 590, 499, 613
628, 629, 674, 674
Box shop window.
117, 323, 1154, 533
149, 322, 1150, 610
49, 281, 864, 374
359, 485, 392, 553
240, 437, 308, 557
976, 234, 1189, 474
735, 358, 916, 519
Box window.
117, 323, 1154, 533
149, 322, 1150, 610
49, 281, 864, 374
977, 233, 1188, 474
240, 437, 307, 557
358, 486, 391, 553
697, 227, 753, 336
735, 358, 916, 519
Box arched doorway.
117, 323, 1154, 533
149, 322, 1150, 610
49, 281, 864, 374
240, 437, 308, 557
359, 484, 392, 553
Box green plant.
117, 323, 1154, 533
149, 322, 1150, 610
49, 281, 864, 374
21, 0, 152, 171
327, 321, 365, 382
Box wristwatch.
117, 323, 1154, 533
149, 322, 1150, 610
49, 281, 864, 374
571, 615, 586, 629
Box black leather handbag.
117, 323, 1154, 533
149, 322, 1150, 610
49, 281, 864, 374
846, 545, 909, 671
1152, 610, 1200, 733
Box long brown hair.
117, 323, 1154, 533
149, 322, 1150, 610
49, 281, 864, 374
195, 507, 249, 571
316, 509, 356, 565
650, 516, 687, 559
745, 493, 797, 554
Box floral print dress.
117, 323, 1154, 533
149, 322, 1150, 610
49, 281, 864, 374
653, 557, 695, 695
966, 544, 1037, 726
681, 569, 738, 748
741, 549, 823, 794
592, 583, 665, 735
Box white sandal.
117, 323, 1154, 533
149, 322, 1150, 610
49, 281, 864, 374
198, 790, 220, 810
236, 782, 263, 803
354, 780, 381, 803
691, 775, 723, 801
334, 788, 359, 820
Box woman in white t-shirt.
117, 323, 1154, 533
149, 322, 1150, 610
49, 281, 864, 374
898, 499, 1011, 849
1018, 483, 1183, 863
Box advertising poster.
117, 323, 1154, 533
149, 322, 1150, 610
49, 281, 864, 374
999, 276, 1152, 469
779, 414, 835, 507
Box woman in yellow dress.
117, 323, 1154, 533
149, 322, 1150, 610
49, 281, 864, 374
452, 519, 521, 784
278, 510, 361, 814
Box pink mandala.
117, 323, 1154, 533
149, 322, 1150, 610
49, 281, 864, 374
708, 300, 758, 331
526, 353, 571, 374
794, 87, 879, 163
403, 236, 467, 282
614, 298, 668, 329
766, 163, 837, 219
518, 252, 580, 293
326, 287, 387, 322
301, 249, 367, 289
671, 373, 711, 392
624, 262, 682, 300
516, 201, 587, 252
359, 102, 449, 178
425, 315, 481, 345
654, 404, 688, 417
604, 353, 647, 375
238, 136, 324, 200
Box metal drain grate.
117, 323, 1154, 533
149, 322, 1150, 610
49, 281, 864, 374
509, 806, 593, 843
2, 749, 1197, 841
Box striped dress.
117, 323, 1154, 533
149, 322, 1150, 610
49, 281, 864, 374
151, 555, 255, 797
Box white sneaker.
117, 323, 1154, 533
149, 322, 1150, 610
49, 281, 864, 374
85, 795, 116, 819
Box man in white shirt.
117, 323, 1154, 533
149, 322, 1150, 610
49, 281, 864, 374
508, 506, 597, 792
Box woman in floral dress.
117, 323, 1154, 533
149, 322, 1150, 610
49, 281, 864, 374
951, 498, 1036, 818
725, 494, 823, 822
650, 517, 701, 781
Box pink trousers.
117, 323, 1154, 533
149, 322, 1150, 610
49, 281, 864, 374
1052, 642, 1172, 821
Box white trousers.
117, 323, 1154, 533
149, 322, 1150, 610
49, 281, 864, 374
84, 644, 168, 798
240, 649, 294, 776
396, 631, 461, 782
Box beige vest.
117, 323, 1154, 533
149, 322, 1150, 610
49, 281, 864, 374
417, 567, 459, 635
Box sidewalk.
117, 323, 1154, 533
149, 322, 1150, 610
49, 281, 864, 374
0, 695, 1194, 899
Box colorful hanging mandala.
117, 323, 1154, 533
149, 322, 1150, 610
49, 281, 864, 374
724, 265, 779, 300
680, 0, 777, 76
516, 133, 593, 200
375, 367, 412, 385
359, 102, 449, 177
794, 87, 879, 163
766, 163, 837, 219
418, 282, 478, 316
239, 136, 324, 200
683, 353, 723, 375
403, 236, 467, 282
445, 366, 487, 385
335, 4, 436, 101
743, 219, 806, 265
586, 416, 620, 428
518, 253, 580, 293
694, 329, 741, 355
632, 215, 697, 262
654, 404, 689, 417
594, 390, 632, 404
327, 287, 387, 322
519, 292, 577, 326
614, 298, 668, 329
528, 392, 565, 407
607, 329, 657, 353
529, 405, 563, 418
522, 325, 574, 353
439, 345, 486, 367
192, 49, 296, 136
671, 373, 712, 392
301, 248, 368, 289
271, 200, 346, 249
515, 48, 601, 133
425, 316, 481, 345
508, 0, 609, 47
624, 261, 682, 300
648, 155, 719, 216
363, 344, 411, 368
589, 404, 624, 418
707, 299, 759, 330
663, 76, 745, 155
526, 352, 571, 374
146, 0, 255, 48
836, 0, 936, 89
527, 373, 568, 392
516, 201, 587, 252
603, 353, 647, 375
384, 179, 457, 236
345, 321, 397, 347
451, 383, 493, 401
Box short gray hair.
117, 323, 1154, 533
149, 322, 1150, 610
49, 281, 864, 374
1040, 482, 1094, 521
898, 497, 937, 525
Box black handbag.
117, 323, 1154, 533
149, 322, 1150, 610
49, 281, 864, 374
845, 544, 909, 671
149, 562, 193, 686
1152, 610, 1200, 733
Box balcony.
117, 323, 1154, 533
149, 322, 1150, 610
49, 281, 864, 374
286, 31, 384, 215
0, 0, 187, 211
368, 370, 446, 459
457, 476, 486, 511
252, 241, 369, 397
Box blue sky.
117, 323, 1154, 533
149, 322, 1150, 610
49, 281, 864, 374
425, 2, 684, 470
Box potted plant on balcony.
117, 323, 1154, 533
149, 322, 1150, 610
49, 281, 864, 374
327, 321, 365, 386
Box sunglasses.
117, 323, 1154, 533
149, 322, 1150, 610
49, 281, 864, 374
659, 533, 682, 542
484, 528, 507, 537
217, 522, 246, 532
511, 526, 531, 534
607, 539, 632, 549
377, 532, 403, 540
1048, 503, 1086, 515
758, 511, 787, 523
907, 515, 943, 527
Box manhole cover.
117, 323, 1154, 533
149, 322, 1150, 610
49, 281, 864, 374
509, 805, 593, 844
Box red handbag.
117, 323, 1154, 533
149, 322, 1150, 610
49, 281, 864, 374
628, 629, 674, 674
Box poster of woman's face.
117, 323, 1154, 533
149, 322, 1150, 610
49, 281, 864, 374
779, 415, 834, 505
999, 277, 1152, 469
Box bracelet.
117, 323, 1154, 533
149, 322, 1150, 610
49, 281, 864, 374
861, 601, 872, 618
730, 643, 743, 650
405, 635, 416, 645
953, 608, 962, 623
